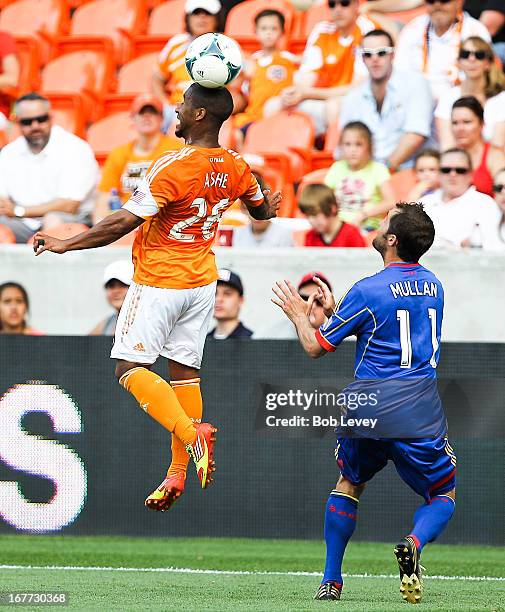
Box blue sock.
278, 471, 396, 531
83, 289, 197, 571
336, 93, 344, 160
322, 491, 359, 586
409, 495, 455, 552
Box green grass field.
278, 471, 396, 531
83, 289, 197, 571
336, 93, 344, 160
0, 536, 503, 611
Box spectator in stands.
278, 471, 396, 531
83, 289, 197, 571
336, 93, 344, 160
268, 0, 379, 135
493, 167, 505, 244
324, 121, 395, 232
450, 96, 505, 196
0, 93, 98, 243
234, 10, 298, 144
0, 282, 42, 335
298, 183, 366, 247
298, 271, 333, 330
92, 95, 182, 224
407, 148, 441, 201
232, 172, 294, 247
207, 269, 253, 339
436, 37, 505, 149
422, 148, 501, 249
340, 29, 433, 171
90, 260, 133, 336
153, 0, 224, 132
0, 32, 19, 130
464, 0, 505, 66
394, 0, 490, 101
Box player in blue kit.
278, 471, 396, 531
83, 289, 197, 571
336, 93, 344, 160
272, 202, 456, 604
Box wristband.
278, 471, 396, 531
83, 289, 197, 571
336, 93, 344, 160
14, 205, 26, 218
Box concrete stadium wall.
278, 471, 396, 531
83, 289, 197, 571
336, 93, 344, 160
0, 245, 504, 341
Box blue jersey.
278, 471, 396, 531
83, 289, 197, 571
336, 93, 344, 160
316, 263, 443, 380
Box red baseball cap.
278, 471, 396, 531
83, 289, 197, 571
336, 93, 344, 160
130, 94, 163, 115
298, 271, 332, 293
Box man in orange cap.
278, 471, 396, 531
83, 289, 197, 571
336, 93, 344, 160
92, 94, 183, 224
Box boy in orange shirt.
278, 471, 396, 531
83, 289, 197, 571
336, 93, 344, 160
234, 9, 298, 145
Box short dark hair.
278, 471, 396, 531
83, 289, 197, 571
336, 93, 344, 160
0, 282, 29, 331
414, 148, 440, 167
386, 202, 435, 262
186, 83, 234, 127
254, 9, 285, 31
341, 121, 373, 155
362, 28, 394, 49
451, 95, 484, 123
441, 147, 473, 171
15, 92, 49, 106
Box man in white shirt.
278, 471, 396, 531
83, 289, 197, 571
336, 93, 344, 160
0, 92, 98, 243
340, 29, 433, 171
422, 147, 501, 249
394, 0, 490, 101
232, 217, 294, 247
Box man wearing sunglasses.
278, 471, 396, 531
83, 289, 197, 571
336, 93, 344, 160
267, 0, 381, 135
0, 92, 98, 243
395, 0, 490, 101
340, 29, 433, 172
422, 147, 501, 248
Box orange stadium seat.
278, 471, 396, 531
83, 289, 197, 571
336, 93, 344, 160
14, 36, 41, 94
296, 167, 328, 198
0, 224, 16, 244
41, 48, 115, 121
0, 0, 69, 65
103, 52, 158, 115
46, 93, 87, 137
389, 168, 417, 202
166, 116, 235, 149
289, 1, 331, 53
87, 111, 137, 164
109, 228, 138, 246
224, 0, 296, 53
132, 0, 186, 57
59, 0, 148, 65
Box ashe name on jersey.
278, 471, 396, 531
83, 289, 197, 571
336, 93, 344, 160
389, 280, 438, 299
205, 172, 229, 188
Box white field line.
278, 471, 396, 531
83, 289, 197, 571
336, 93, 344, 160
0, 565, 503, 582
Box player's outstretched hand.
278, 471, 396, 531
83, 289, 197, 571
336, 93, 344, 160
271, 279, 314, 323
263, 189, 282, 219
312, 276, 336, 317
33, 232, 68, 256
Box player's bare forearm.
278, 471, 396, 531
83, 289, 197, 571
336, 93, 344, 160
34, 209, 143, 255
292, 314, 326, 359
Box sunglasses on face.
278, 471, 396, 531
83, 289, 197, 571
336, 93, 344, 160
17, 114, 50, 127
328, 0, 352, 7
493, 184, 505, 193
459, 49, 489, 61
440, 166, 470, 175
362, 47, 394, 58
425, 0, 453, 5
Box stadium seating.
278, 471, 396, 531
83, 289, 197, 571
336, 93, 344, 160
103, 52, 158, 115
389, 168, 417, 202
224, 0, 296, 53
13, 36, 41, 95
296, 167, 328, 197
0, 224, 16, 244
132, 0, 186, 57
86, 111, 137, 164
58, 0, 147, 65
41, 48, 116, 121
0, 0, 69, 65
109, 229, 138, 246
289, 1, 331, 54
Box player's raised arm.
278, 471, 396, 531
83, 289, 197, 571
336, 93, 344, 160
243, 188, 282, 220
33, 209, 144, 255
271, 280, 326, 359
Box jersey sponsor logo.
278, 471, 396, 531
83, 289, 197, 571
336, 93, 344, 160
389, 280, 438, 299
209, 157, 224, 163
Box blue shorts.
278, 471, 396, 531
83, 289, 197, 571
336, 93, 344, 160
335, 435, 456, 502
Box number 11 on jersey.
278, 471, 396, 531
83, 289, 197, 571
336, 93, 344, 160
397, 308, 439, 369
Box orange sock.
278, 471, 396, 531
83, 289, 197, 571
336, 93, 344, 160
119, 367, 196, 447
167, 378, 203, 477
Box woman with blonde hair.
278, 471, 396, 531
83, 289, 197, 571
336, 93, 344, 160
435, 36, 505, 149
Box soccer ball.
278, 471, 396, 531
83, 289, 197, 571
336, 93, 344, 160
185, 33, 242, 89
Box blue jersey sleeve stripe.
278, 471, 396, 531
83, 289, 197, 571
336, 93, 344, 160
354, 307, 377, 377
321, 308, 369, 337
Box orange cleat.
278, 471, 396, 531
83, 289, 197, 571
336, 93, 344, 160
145, 473, 185, 512
186, 422, 217, 489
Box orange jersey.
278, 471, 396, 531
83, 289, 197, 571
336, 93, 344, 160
98, 135, 183, 202
234, 50, 298, 128
158, 33, 193, 105
299, 16, 378, 88
123, 146, 264, 289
